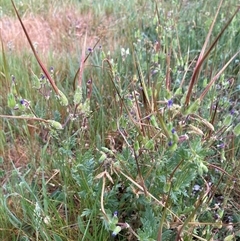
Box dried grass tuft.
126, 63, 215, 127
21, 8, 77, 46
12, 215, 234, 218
0, 7, 108, 55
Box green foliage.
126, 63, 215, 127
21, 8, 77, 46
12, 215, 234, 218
0, 0, 240, 240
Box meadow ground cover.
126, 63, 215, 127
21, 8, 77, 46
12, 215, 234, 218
0, 0, 239, 240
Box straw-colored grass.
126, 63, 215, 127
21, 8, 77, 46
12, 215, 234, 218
0, 6, 116, 57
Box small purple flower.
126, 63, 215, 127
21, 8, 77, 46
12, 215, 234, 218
40, 74, 45, 80
168, 140, 173, 146
151, 69, 158, 76
167, 99, 173, 108
19, 99, 30, 108
230, 109, 235, 115
50, 66, 54, 73
217, 143, 225, 149
171, 128, 176, 134
88, 47, 93, 53
12, 75, 15, 83
113, 211, 118, 217
128, 94, 133, 100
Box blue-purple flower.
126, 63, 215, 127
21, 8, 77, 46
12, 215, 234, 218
167, 99, 173, 108
40, 74, 45, 80
230, 109, 235, 115
12, 75, 15, 83
168, 140, 173, 146
113, 211, 118, 217
19, 99, 30, 109
217, 143, 225, 149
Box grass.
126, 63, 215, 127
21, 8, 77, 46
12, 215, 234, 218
0, 0, 240, 240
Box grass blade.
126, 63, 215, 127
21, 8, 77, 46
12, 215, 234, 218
11, 0, 60, 95
184, 0, 240, 105
199, 50, 240, 101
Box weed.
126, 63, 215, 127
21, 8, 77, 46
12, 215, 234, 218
0, 0, 239, 241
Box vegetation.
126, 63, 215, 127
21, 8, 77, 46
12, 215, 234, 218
0, 0, 239, 240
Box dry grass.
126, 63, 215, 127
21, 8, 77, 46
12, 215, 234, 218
0, 6, 114, 57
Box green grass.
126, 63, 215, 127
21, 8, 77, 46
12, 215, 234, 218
0, 0, 240, 240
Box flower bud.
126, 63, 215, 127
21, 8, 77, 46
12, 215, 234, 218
163, 180, 171, 193
223, 114, 232, 126
145, 139, 154, 150
47, 120, 63, 130
7, 93, 16, 109
32, 73, 41, 89
99, 153, 107, 162
112, 226, 121, 237
57, 90, 68, 106
184, 99, 200, 115
73, 86, 82, 105
150, 115, 159, 128
233, 123, 240, 136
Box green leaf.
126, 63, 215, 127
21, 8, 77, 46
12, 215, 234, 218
174, 87, 182, 95
53, 234, 63, 241
224, 234, 234, 241
134, 140, 140, 153
4, 194, 22, 228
